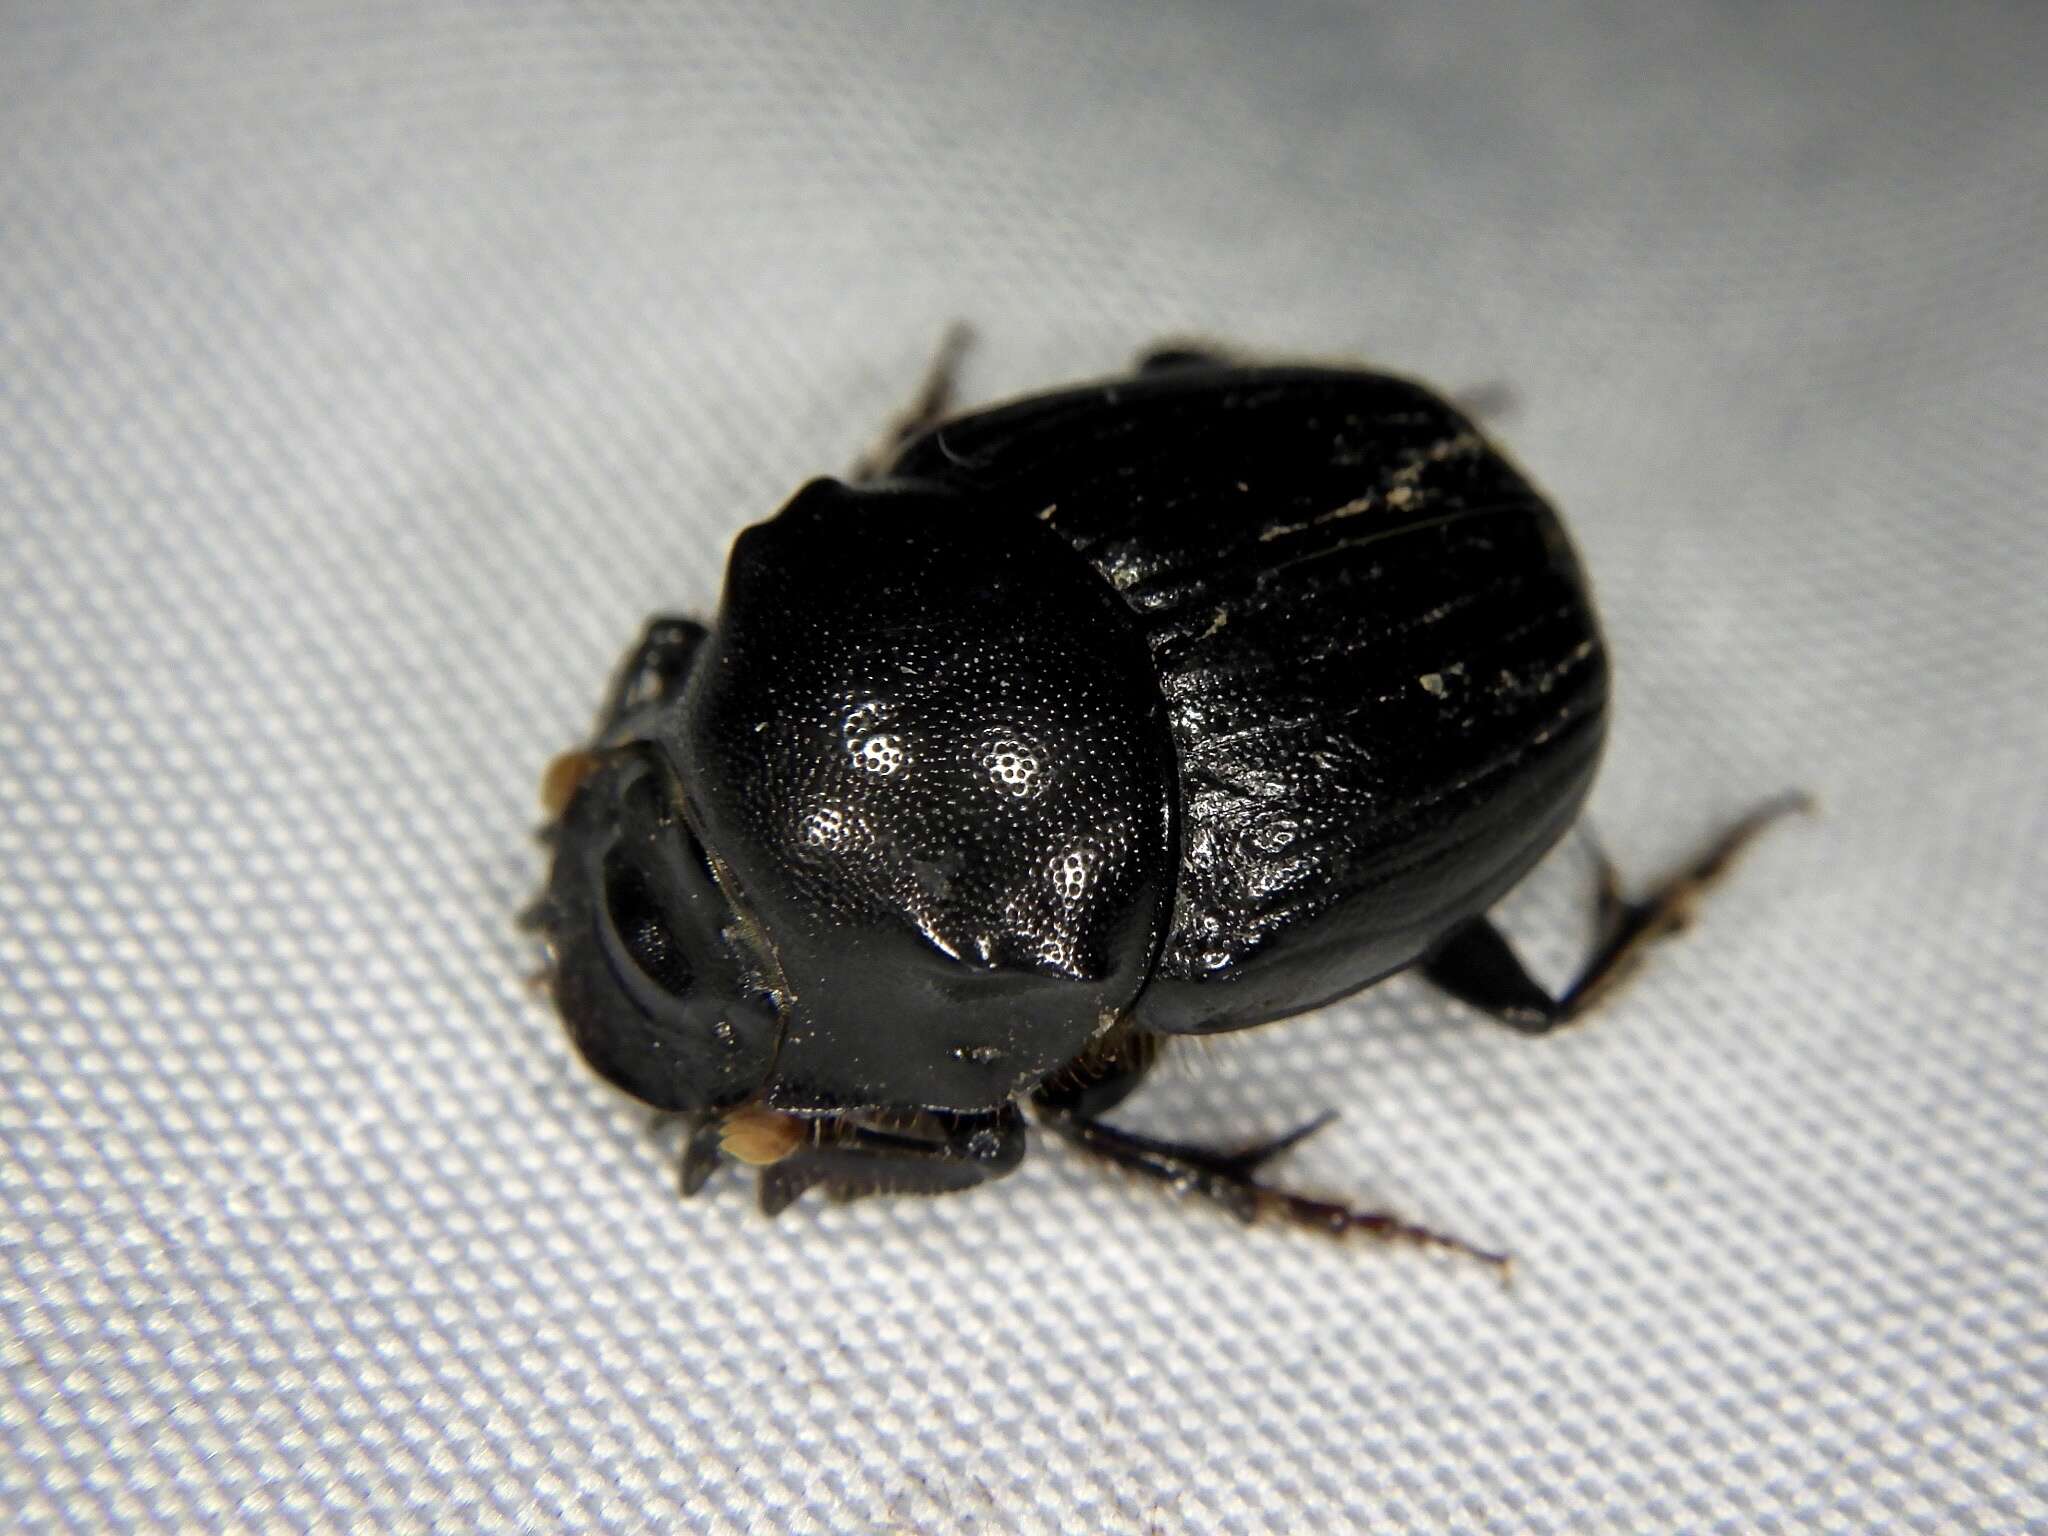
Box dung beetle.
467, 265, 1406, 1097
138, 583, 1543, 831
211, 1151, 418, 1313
526, 333, 1804, 1266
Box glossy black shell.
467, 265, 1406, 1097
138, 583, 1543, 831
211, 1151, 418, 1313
890, 365, 1609, 1034
554, 360, 1609, 1118
659, 480, 1175, 1111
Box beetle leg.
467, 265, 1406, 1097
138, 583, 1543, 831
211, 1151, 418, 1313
849, 322, 975, 483
595, 615, 709, 738
1031, 1035, 1430, 1246
531, 618, 708, 844
1034, 1108, 1509, 1271
1134, 340, 1243, 373
1221, 1108, 1341, 1172
1448, 380, 1518, 424
1031, 1018, 1161, 1119
1133, 343, 1518, 425
1422, 791, 1814, 1033
734, 1104, 1025, 1214
678, 1112, 727, 1196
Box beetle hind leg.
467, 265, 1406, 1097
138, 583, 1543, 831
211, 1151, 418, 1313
1422, 791, 1813, 1033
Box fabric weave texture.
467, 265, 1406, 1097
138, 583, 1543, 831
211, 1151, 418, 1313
3, 4, 2044, 1531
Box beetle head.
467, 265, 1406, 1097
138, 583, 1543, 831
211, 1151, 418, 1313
536, 745, 781, 1111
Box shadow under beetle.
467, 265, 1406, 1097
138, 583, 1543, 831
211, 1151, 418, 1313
524, 333, 1805, 1267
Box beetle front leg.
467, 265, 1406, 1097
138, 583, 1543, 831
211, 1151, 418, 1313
1422, 792, 1813, 1032
682, 1103, 1026, 1213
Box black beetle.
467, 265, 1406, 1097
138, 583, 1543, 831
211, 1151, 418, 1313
526, 335, 1802, 1265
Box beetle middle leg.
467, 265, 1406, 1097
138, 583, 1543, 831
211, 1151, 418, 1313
1031, 1025, 1509, 1269
682, 1103, 1025, 1213
1422, 792, 1813, 1033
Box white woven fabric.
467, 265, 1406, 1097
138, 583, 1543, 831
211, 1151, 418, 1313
4, 4, 2044, 1531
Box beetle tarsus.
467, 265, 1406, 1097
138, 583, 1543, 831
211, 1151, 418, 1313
1250, 1186, 1513, 1274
